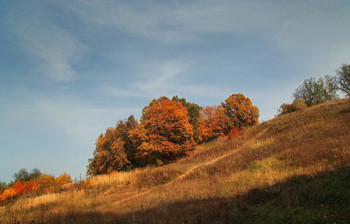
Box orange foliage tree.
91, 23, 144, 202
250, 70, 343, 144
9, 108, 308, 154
221, 93, 259, 129
172, 96, 201, 143
199, 106, 229, 143
54, 173, 72, 189
0, 190, 4, 204
88, 133, 129, 175
35, 174, 56, 193
134, 97, 196, 165
12, 180, 38, 194
87, 115, 138, 176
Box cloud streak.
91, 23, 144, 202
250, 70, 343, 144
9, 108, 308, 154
6, 3, 86, 82
2, 94, 138, 139
70, 0, 350, 64
106, 60, 231, 100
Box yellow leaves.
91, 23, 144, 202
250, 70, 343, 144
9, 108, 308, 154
55, 173, 72, 187
0, 187, 17, 201
129, 125, 148, 146
110, 138, 125, 152
221, 93, 259, 129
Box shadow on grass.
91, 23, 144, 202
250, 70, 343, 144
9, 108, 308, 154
30, 167, 350, 224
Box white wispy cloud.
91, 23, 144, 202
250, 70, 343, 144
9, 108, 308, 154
106, 60, 230, 99
6, 0, 348, 83
6, 3, 86, 82
132, 61, 187, 93
2, 93, 139, 139
69, 1, 332, 43
70, 0, 350, 65
69, 0, 275, 42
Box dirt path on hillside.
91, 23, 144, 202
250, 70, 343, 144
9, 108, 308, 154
168, 148, 242, 183
109, 189, 152, 207
111, 145, 246, 207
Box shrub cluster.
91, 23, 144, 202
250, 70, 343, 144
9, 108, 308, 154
278, 98, 307, 115
0, 169, 72, 204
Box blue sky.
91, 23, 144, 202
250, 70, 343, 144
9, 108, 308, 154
1, 0, 349, 182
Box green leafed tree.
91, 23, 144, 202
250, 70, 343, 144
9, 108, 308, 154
0, 182, 7, 191
293, 76, 338, 106
335, 64, 350, 97
13, 168, 41, 182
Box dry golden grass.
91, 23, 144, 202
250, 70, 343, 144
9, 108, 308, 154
1, 99, 349, 224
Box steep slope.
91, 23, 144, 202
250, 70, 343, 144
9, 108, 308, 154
1, 99, 350, 224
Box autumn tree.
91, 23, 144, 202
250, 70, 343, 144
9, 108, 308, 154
172, 96, 201, 143
55, 173, 72, 189
87, 130, 130, 176
115, 115, 138, 165
87, 115, 139, 176
221, 93, 259, 129
293, 76, 338, 106
199, 106, 229, 143
135, 97, 196, 165
335, 64, 350, 97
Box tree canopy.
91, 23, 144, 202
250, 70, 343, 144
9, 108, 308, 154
172, 96, 201, 143
136, 97, 196, 165
13, 168, 41, 183
293, 76, 338, 106
335, 64, 350, 97
87, 115, 139, 176
87, 94, 259, 176
221, 94, 259, 129
199, 105, 228, 142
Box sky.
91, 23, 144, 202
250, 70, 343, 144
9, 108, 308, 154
1, 0, 350, 183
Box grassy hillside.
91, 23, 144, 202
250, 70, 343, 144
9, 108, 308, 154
1, 99, 350, 224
